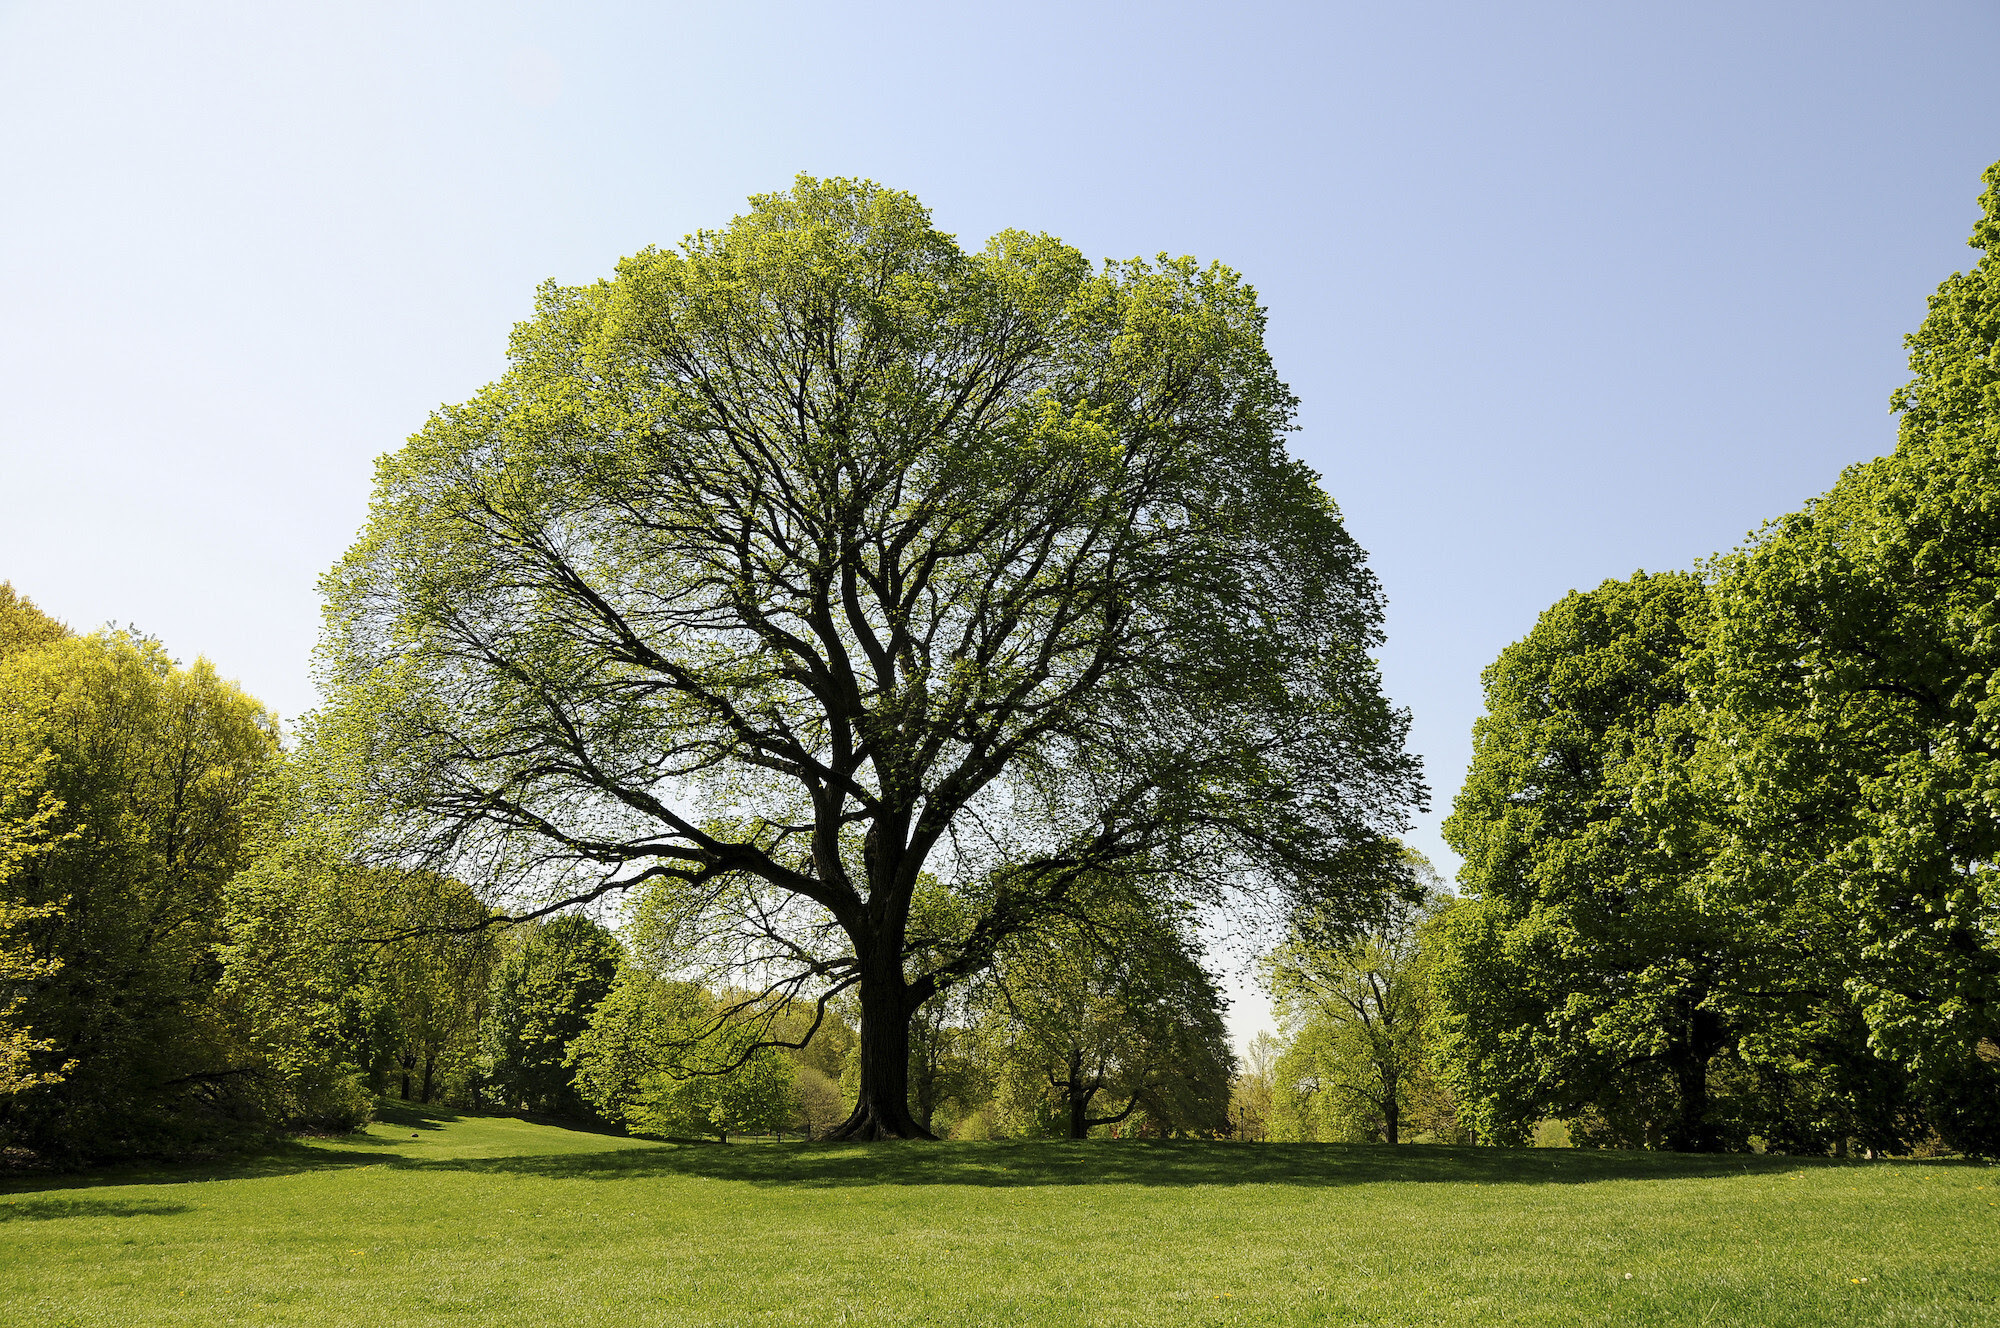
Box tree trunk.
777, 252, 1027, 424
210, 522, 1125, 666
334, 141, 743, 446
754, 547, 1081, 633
825, 954, 933, 1140
1665, 1008, 1724, 1152
420, 1053, 437, 1105
1068, 1052, 1091, 1140
1383, 1094, 1400, 1145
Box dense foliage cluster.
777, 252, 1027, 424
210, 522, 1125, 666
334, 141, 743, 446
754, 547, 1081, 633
1427, 161, 2000, 1156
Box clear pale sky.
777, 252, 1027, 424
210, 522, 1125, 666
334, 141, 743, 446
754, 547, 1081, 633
4, 1, 1997, 1043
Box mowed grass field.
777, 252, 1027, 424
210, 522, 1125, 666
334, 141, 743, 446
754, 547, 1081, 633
3, 1105, 1997, 1327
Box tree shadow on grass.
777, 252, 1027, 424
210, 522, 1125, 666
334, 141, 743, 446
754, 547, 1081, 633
9, 1120, 1978, 1198
406, 1138, 1914, 1190
0, 1196, 193, 1221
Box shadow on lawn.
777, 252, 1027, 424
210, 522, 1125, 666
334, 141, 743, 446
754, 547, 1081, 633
10, 1105, 1965, 1197
0, 1196, 193, 1221
410, 1138, 1866, 1190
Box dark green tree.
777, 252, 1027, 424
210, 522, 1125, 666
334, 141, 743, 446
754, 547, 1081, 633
1436, 573, 1762, 1151
483, 914, 621, 1117
1698, 160, 2000, 1155
302, 174, 1422, 1137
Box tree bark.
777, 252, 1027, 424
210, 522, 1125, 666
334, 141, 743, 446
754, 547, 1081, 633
1068, 1052, 1092, 1140
1665, 1007, 1725, 1152
825, 954, 933, 1140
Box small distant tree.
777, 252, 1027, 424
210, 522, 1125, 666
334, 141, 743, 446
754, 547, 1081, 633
908, 989, 987, 1138
1230, 1031, 1280, 1140
1266, 850, 1451, 1145
985, 894, 1232, 1139
572, 968, 796, 1142
484, 915, 621, 1116
791, 1065, 846, 1139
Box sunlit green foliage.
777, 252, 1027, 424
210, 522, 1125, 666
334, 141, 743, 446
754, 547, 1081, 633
302, 174, 1421, 1135
1697, 161, 2000, 1155
982, 891, 1232, 1139
571, 969, 798, 1141
482, 915, 621, 1117
1266, 850, 1458, 1144
0, 627, 279, 1158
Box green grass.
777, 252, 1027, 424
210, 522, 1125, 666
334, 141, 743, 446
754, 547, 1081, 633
3, 1105, 1997, 1326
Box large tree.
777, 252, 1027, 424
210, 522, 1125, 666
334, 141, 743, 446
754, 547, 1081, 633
1436, 573, 1755, 1150
1699, 160, 2000, 1155
306, 175, 1422, 1137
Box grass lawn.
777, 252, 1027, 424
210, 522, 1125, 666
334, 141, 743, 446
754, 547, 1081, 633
3, 1104, 1996, 1326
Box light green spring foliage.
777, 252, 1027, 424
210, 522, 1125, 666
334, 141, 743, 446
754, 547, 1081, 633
1697, 160, 2000, 1155
980, 889, 1233, 1139
302, 173, 1420, 1130
223, 808, 503, 1131
1265, 849, 1458, 1145
570, 969, 797, 1142
0, 585, 71, 1098
0, 624, 280, 1158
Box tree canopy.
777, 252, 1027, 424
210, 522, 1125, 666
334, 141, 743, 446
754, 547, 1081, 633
1695, 160, 2000, 1154
0, 629, 280, 1158
303, 174, 1423, 1136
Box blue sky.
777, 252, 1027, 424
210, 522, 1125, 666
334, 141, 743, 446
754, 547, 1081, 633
4, 1, 1997, 1038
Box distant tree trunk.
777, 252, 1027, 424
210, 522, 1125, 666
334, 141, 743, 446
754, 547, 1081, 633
1665, 1007, 1726, 1152
1068, 1051, 1093, 1140
420, 1053, 437, 1105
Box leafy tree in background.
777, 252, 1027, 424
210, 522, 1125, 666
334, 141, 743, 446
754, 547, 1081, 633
302, 175, 1422, 1137
983, 895, 1233, 1139
1698, 160, 2000, 1155
0, 586, 70, 1099
1265, 850, 1452, 1144
369, 873, 498, 1104
1230, 1030, 1279, 1141
483, 914, 621, 1117
0, 627, 280, 1159
572, 968, 798, 1142
907, 985, 986, 1137
1436, 573, 1759, 1151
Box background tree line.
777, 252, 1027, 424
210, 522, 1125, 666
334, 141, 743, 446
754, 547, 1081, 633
1245, 160, 2000, 1158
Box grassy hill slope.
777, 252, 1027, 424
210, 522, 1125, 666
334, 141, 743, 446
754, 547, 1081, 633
3, 1105, 1996, 1326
